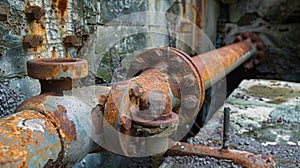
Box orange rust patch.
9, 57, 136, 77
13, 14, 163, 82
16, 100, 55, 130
47, 105, 77, 143
0, 110, 61, 167
52, 0, 68, 19
52, 47, 57, 58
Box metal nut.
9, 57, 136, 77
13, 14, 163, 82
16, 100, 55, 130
169, 57, 183, 70
25, 6, 45, 20
23, 35, 44, 48
182, 74, 196, 87
0, 5, 8, 21
129, 83, 144, 98
182, 95, 198, 109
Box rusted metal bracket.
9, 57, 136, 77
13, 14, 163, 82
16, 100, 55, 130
0, 34, 272, 167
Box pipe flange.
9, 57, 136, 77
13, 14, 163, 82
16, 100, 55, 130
234, 32, 267, 69
127, 47, 205, 124
27, 58, 88, 80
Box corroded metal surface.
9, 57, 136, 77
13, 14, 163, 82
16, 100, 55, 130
166, 142, 274, 168
0, 37, 263, 166
27, 58, 88, 80
0, 110, 61, 167
23, 35, 44, 48
126, 47, 205, 123
64, 35, 78, 47
6, 90, 106, 167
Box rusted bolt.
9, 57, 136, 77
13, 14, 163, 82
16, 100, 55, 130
0, 5, 8, 21
63, 35, 78, 47
182, 74, 196, 87
129, 83, 144, 98
169, 57, 183, 70
25, 6, 45, 20
23, 35, 44, 48
119, 115, 131, 130
182, 95, 198, 109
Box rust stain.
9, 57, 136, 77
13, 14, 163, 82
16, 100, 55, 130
24, 3, 46, 53
52, 0, 68, 19
195, 0, 202, 29
47, 105, 77, 143
66, 50, 70, 58
58, 0, 68, 18
51, 47, 57, 58
182, 0, 186, 18
193, 0, 202, 55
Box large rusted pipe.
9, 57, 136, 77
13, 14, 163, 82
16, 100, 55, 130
0, 39, 266, 167
0, 58, 109, 167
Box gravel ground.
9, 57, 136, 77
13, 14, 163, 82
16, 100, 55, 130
0, 80, 24, 118
186, 117, 300, 168
161, 156, 242, 168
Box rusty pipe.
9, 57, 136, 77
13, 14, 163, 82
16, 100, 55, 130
101, 39, 261, 157
192, 41, 256, 89
0, 58, 109, 167
166, 142, 274, 168
0, 37, 265, 166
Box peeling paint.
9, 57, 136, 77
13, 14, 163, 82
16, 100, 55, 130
17, 118, 45, 133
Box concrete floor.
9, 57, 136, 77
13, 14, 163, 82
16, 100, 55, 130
161, 79, 300, 168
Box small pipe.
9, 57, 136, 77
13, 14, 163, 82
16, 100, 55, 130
223, 107, 230, 149
192, 41, 256, 89
166, 142, 274, 168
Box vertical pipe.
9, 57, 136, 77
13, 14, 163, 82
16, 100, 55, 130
223, 107, 230, 149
